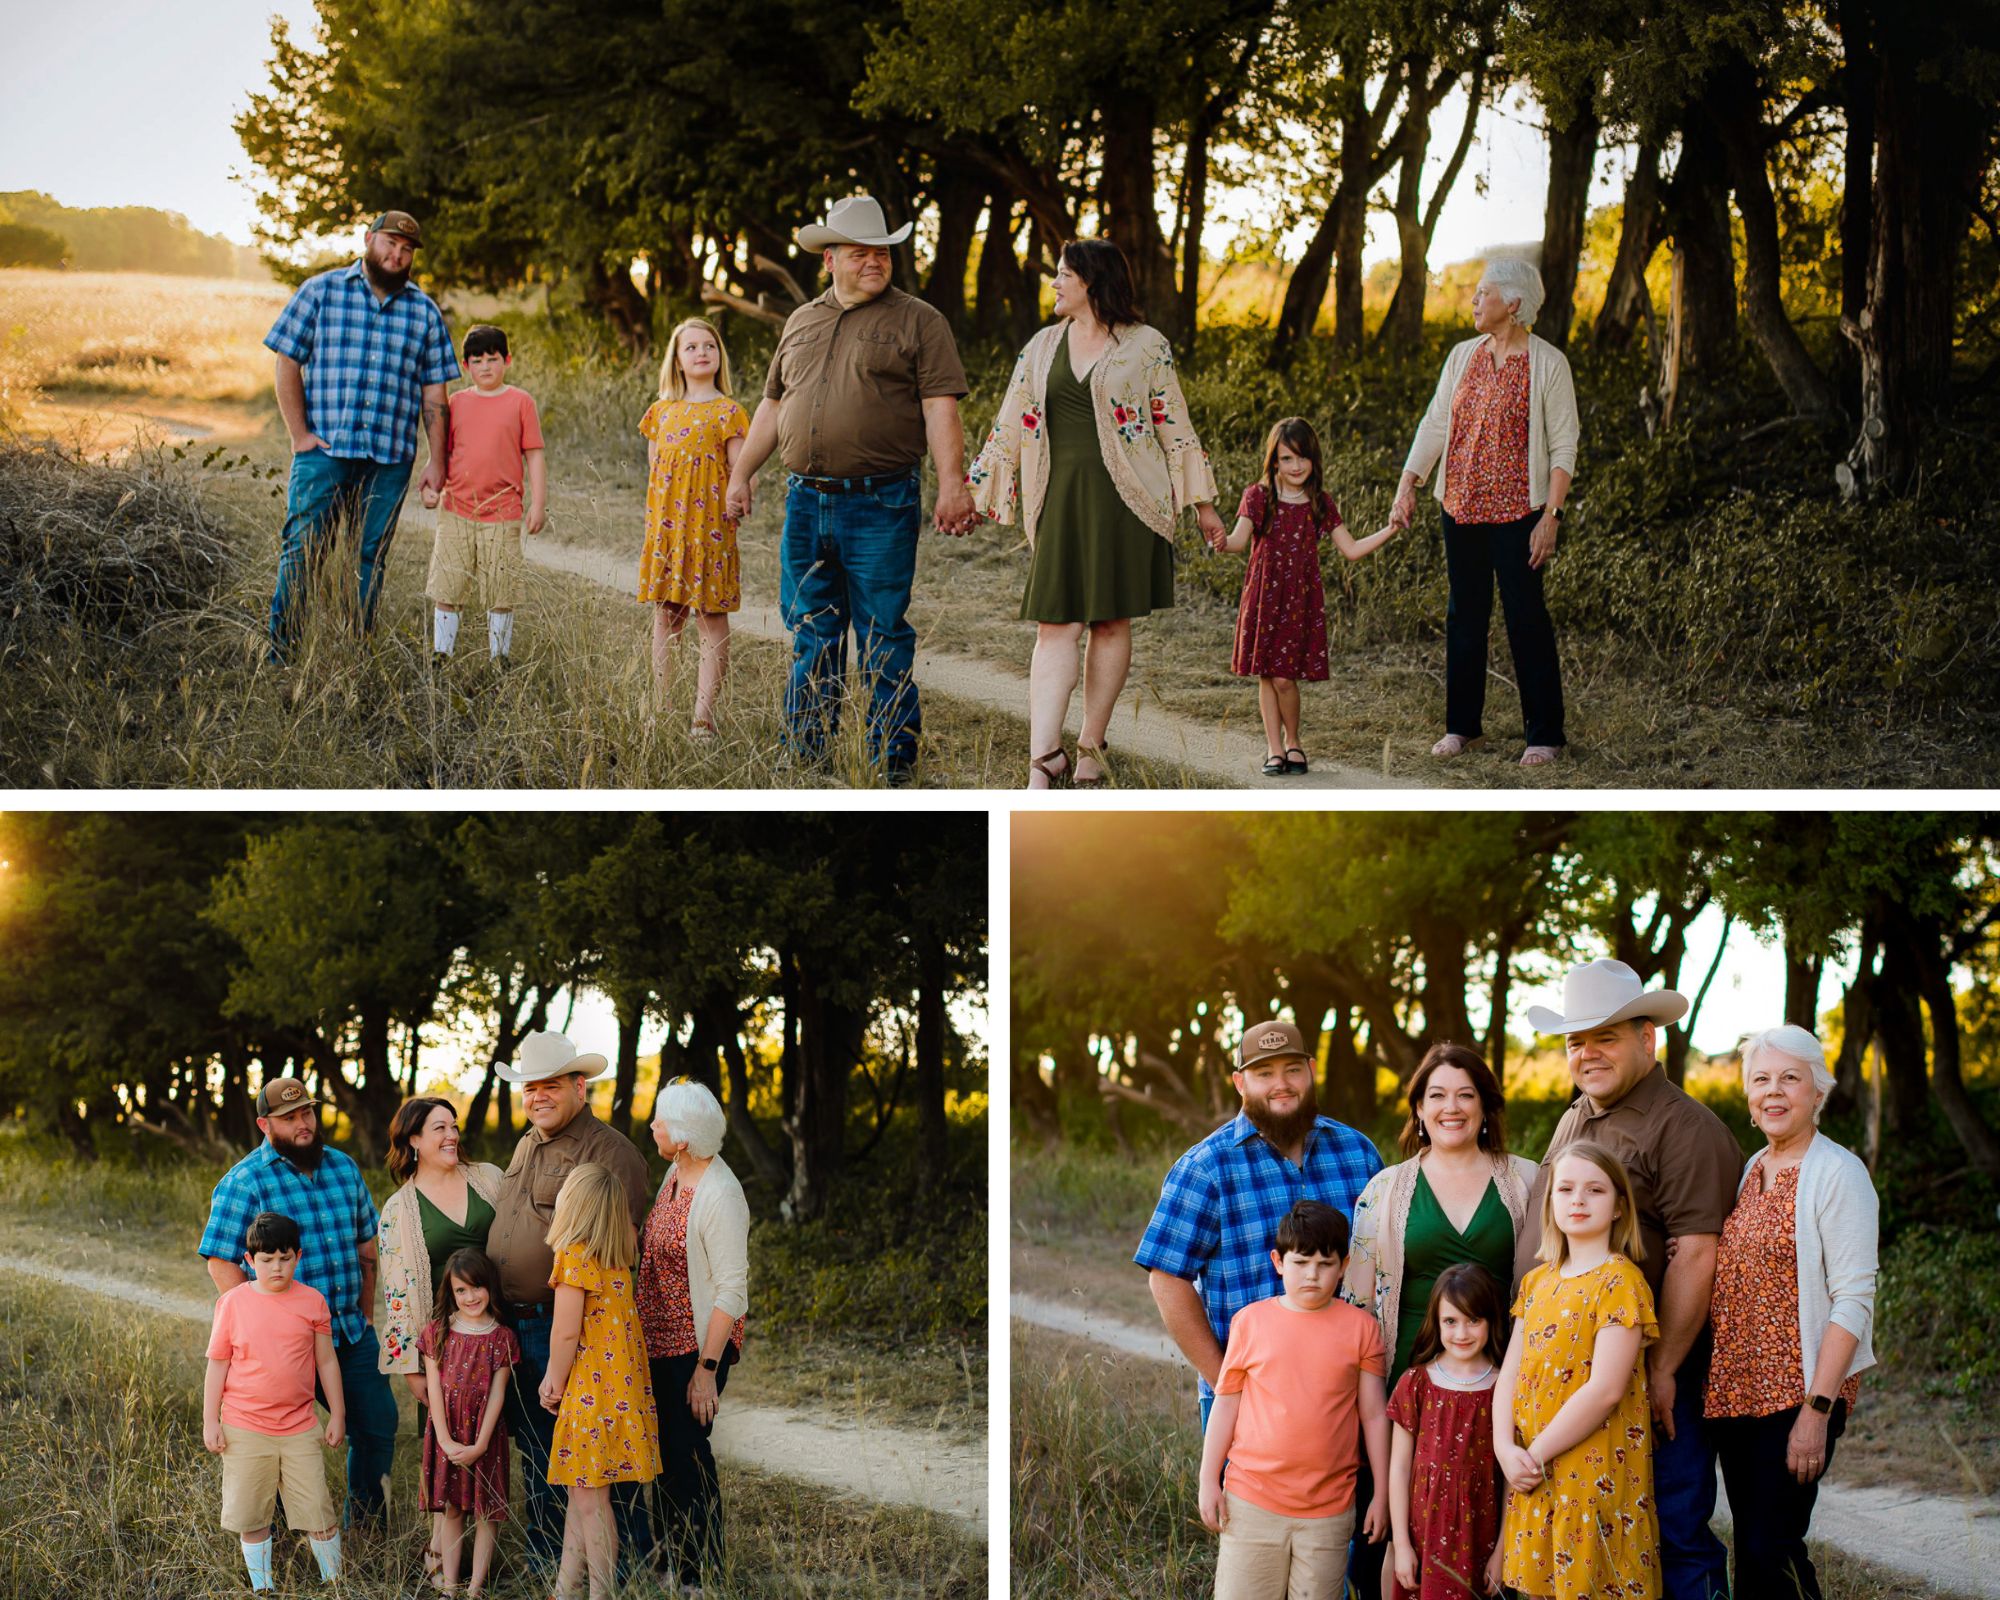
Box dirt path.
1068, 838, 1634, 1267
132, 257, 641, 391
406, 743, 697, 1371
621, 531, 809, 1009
1011, 1294, 2000, 1596
0, 1252, 985, 1536
530, 536, 1404, 791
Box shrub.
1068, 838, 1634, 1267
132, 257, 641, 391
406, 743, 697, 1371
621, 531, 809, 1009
1875, 1224, 2000, 1400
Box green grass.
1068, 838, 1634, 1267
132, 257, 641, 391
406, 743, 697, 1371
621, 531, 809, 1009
0, 1272, 983, 1599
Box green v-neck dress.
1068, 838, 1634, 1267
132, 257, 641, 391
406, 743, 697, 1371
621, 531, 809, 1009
1392, 1170, 1515, 1387
416, 1184, 496, 1298
1019, 333, 1176, 624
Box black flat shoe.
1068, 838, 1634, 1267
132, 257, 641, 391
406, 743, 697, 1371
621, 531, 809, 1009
1262, 754, 1290, 777
1285, 745, 1309, 774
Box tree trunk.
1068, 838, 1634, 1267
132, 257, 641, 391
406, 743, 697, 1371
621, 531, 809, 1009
1099, 92, 1183, 345
1414, 917, 1473, 1045
1489, 935, 1514, 1085
1321, 1005, 1374, 1128
584, 258, 652, 355
713, 1006, 789, 1186
784, 978, 860, 1222
1595, 140, 1661, 351
1330, 140, 1372, 362
1916, 941, 2000, 1176
1834, 0, 1876, 416
973, 197, 1033, 343
1871, 938, 1931, 1133
1711, 63, 1841, 418
1827, 954, 1876, 1118
1014, 1048, 1061, 1144
1268, 203, 1339, 368
610, 990, 645, 1140
1539, 95, 1601, 350
1178, 113, 1212, 361
914, 925, 950, 1192
1378, 66, 1439, 353
922, 172, 983, 332
1781, 950, 1824, 1030
348, 1002, 400, 1160
1663, 118, 1737, 374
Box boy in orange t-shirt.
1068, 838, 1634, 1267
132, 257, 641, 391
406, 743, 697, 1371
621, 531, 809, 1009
421, 323, 547, 664
203, 1211, 346, 1591
1199, 1199, 1389, 1600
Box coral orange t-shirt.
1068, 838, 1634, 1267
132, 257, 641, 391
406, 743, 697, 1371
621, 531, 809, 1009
206, 1279, 330, 1436
443, 385, 544, 522
1214, 1294, 1385, 1518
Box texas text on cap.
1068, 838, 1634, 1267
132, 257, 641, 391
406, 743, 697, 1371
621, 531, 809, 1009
369, 210, 423, 245
1237, 1019, 1310, 1070
256, 1077, 320, 1117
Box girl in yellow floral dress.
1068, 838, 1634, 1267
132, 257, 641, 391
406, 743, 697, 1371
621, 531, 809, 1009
1493, 1141, 1660, 1600
638, 318, 749, 737
538, 1163, 661, 1600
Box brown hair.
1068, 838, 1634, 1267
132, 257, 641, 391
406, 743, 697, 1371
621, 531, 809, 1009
1398, 1042, 1507, 1158
1059, 239, 1143, 330
1254, 417, 1336, 539
425, 1247, 506, 1370
1407, 1261, 1507, 1369
386, 1097, 457, 1184
1536, 1140, 1647, 1268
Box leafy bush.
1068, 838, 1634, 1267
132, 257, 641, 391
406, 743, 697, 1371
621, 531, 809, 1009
1875, 1224, 2000, 1400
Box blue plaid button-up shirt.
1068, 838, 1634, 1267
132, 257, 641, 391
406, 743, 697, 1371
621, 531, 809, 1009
198, 1141, 380, 1345
264, 262, 459, 465
1134, 1112, 1385, 1396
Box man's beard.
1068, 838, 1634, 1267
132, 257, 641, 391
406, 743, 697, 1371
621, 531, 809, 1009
278, 1134, 325, 1171
362, 255, 410, 294
1243, 1078, 1320, 1147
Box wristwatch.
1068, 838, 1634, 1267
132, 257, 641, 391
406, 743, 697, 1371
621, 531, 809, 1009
701, 1356, 719, 1373
1805, 1392, 1834, 1414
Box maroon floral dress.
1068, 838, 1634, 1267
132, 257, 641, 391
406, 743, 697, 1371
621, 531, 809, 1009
418, 1319, 520, 1519
1387, 1365, 1503, 1599
1230, 483, 1334, 681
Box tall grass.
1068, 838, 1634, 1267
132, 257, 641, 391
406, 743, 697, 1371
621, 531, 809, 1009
0, 1272, 982, 1599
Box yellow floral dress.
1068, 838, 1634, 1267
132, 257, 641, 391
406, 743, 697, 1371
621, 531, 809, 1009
1501, 1256, 1660, 1600
547, 1243, 662, 1489
637, 396, 748, 611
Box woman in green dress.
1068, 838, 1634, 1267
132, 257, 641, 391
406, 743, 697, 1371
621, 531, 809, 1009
966, 240, 1226, 787
1344, 1042, 1538, 1589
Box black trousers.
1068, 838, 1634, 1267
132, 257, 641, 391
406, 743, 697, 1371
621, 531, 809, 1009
1710, 1400, 1849, 1600
648, 1346, 737, 1585
1441, 508, 1566, 747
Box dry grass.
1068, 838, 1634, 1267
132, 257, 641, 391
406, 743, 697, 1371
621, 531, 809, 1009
0, 1270, 983, 1599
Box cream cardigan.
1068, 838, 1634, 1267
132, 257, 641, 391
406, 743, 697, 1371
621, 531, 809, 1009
967, 321, 1218, 542
1735, 1133, 1878, 1395
644, 1153, 751, 1337
376, 1162, 506, 1375
1342, 1151, 1539, 1366
1403, 333, 1581, 513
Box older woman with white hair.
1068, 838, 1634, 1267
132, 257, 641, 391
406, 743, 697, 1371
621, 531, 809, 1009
635, 1080, 751, 1595
1704, 1024, 1879, 1600
1390, 256, 1581, 766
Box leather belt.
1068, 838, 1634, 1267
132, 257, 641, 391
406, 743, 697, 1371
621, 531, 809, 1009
792, 472, 913, 495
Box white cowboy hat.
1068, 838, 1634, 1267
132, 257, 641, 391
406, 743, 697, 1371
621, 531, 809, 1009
493, 1030, 611, 1085
796, 194, 913, 251
1524, 958, 1689, 1035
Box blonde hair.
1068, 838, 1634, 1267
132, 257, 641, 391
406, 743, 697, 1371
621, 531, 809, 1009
544, 1162, 635, 1271
1536, 1140, 1647, 1267
657, 317, 733, 400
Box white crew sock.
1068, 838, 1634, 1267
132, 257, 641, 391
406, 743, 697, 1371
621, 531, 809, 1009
309, 1531, 341, 1581
489, 611, 514, 658
433, 608, 460, 654
241, 1537, 274, 1591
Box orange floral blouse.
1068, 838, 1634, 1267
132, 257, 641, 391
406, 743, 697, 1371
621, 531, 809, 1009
1441, 349, 1533, 525
1706, 1158, 1863, 1420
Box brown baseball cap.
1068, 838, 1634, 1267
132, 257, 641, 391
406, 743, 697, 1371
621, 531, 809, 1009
1236, 1019, 1311, 1070
369, 210, 423, 246
255, 1077, 325, 1118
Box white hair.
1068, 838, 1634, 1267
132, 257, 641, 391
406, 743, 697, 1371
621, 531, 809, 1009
1740, 1025, 1838, 1123
654, 1080, 727, 1159
1481, 257, 1546, 327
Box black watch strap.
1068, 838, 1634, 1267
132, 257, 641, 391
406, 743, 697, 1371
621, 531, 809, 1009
701, 1356, 719, 1372
1806, 1392, 1834, 1413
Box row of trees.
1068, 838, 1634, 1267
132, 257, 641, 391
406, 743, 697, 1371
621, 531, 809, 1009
1011, 812, 2000, 1177
0, 812, 986, 1220
0, 192, 266, 276
238, 1, 1998, 488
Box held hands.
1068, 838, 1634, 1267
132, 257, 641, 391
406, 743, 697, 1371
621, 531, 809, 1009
1528, 510, 1559, 569
1785, 1407, 1830, 1484
1360, 1490, 1389, 1544
324, 1414, 345, 1450
1197, 1475, 1228, 1534
1498, 1440, 1544, 1495
538, 1372, 565, 1413
1388, 483, 1417, 532
203, 1418, 227, 1455
933, 479, 978, 537
725, 475, 754, 523
418, 461, 446, 502
1194, 503, 1227, 549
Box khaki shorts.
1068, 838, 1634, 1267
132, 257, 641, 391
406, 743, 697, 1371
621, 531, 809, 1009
218, 1424, 336, 1534
1214, 1491, 1354, 1600
426, 508, 524, 610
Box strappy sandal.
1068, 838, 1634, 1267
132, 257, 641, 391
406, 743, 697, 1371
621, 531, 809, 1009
1431, 733, 1484, 758
1029, 748, 1071, 789
1261, 754, 1290, 777
1074, 739, 1111, 789
689, 718, 717, 742
1520, 744, 1560, 767
1284, 745, 1309, 775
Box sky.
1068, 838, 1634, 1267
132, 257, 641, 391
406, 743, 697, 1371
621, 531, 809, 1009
0, 3, 1614, 271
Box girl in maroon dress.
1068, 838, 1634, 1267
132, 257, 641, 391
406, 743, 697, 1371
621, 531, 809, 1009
419, 1248, 521, 1597
1387, 1263, 1508, 1599
1210, 417, 1400, 777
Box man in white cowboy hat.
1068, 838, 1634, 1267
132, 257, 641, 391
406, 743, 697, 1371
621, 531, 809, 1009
484, 1032, 655, 1568
725, 193, 975, 785
1515, 958, 1743, 1600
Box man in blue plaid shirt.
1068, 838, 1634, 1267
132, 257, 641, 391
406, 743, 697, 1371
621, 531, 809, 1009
263, 209, 459, 661
1134, 1018, 1384, 1429
199, 1076, 398, 1530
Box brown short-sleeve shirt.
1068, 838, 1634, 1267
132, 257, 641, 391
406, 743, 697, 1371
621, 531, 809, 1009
762, 286, 968, 478
484, 1106, 654, 1308
1513, 1065, 1744, 1301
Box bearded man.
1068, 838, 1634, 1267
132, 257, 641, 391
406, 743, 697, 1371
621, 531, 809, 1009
1135, 1020, 1384, 1430
261, 210, 460, 662
198, 1077, 399, 1531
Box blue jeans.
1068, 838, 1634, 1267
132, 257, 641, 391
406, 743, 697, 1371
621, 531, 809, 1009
1655, 1343, 1730, 1600
312, 1327, 396, 1529
778, 473, 922, 766
268, 449, 413, 660
507, 1308, 650, 1574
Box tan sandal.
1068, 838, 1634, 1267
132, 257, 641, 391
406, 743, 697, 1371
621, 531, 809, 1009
690, 718, 717, 741
1520, 744, 1560, 767
1431, 733, 1483, 758
1074, 739, 1111, 788
1029, 748, 1070, 789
